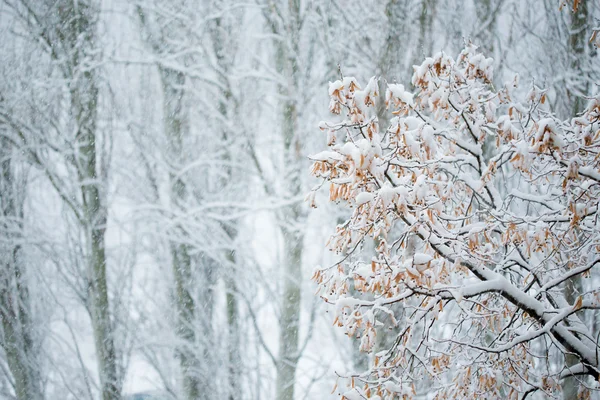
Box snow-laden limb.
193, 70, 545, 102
309, 44, 600, 399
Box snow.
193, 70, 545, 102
355, 192, 374, 205
413, 253, 433, 265
536, 118, 565, 148
342, 76, 359, 90
309, 150, 345, 162
387, 83, 415, 106
378, 184, 396, 206
579, 165, 600, 181
329, 79, 344, 95
5, 3, 600, 399
341, 390, 364, 400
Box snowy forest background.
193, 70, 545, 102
0, 0, 599, 399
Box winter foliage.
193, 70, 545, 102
311, 43, 600, 399
0, 0, 599, 400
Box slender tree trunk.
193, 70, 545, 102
474, 0, 501, 56
209, 12, 243, 392
276, 220, 303, 400
374, 0, 411, 356
567, 0, 590, 116
225, 251, 240, 400
562, 3, 590, 398
0, 139, 43, 400
199, 257, 216, 398
376, 0, 409, 130
414, 0, 436, 66
275, 28, 304, 397
75, 69, 120, 400
171, 243, 202, 400
136, 9, 208, 395
161, 66, 219, 400
160, 67, 203, 400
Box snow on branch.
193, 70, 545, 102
309, 43, 600, 399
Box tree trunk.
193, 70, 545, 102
269, 3, 306, 398
171, 243, 202, 400
567, 0, 590, 116
161, 67, 200, 400
209, 13, 243, 394
562, 3, 590, 398
474, 0, 500, 56
376, 0, 409, 130
160, 66, 218, 400
225, 251, 240, 400
373, 0, 413, 358
0, 138, 43, 400
276, 222, 303, 400
414, 0, 437, 67
75, 68, 120, 400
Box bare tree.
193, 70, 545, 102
0, 1, 121, 398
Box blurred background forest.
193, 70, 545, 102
0, 0, 599, 399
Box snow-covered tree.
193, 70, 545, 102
133, 1, 258, 398
2, 1, 599, 399
0, 126, 42, 400
310, 43, 600, 399
0, 1, 122, 398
